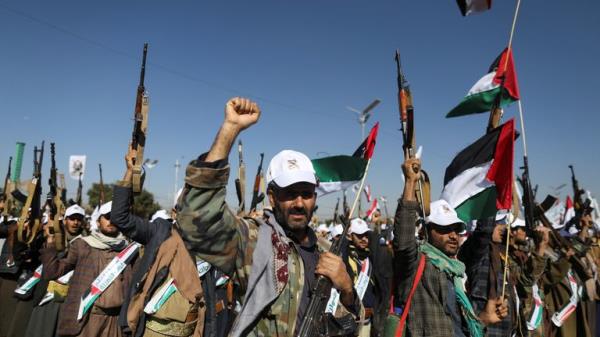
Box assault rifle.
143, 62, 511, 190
17, 141, 44, 244
131, 43, 149, 193
395, 50, 430, 216
297, 216, 358, 337
249, 153, 264, 212
234, 140, 246, 214
98, 163, 105, 206
535, 196, 592, 281
568, 165, 586, 214
332, 197, 340, 223
2, 157, 13, 219
518, 156, 536, 233
76, 172, 83, 205
48, 143, 66, 251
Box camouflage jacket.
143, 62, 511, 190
178, 157, 358, 337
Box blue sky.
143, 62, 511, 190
1, 0, 598, 219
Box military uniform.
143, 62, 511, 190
178, 155, 359, 337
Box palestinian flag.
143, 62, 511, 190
447, 48, 520, 118
441, 119, 515, 222
314, 123, 379, 196
457, 0, 492, 16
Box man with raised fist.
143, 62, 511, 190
177, 97, 360, 337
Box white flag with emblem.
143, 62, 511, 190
69, 155, 87, 180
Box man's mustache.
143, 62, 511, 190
289, 208, 308, 216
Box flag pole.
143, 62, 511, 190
500, 221, 511, 299
348, 159, 372, 219
499, 0, 523, 299
505, 0, 522, 57
489, 0, 523, 132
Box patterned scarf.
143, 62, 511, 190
420, 242, 484, 337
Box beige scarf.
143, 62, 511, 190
82, 230, 128, 251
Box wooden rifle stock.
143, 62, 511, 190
17, 141, 44, 244
131, 43, 149, 193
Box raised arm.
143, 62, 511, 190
178, 97, 260, 276
392, 157, 421, 300
110, 146, 155, 244
40, 237, 81, 280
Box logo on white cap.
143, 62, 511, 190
266, 150, 317, 188
425, 199, 465, 227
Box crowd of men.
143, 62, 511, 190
1, 97, 599, 337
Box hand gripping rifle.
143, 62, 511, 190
2, 157, 13, 219
235, 140, 246, 214
131, 43, 149, 194
534, 195, 592, 281
297, 216, 358, 337
395, 50, 430, 217
249, 153, 264, 213
48, 143, 66, 251
17, 141, 44, 244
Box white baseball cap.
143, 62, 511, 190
510, 217, 526, 229
350, 218, 371, 235
425, 200, 465, 228
266, 150, 317, 188
99, 201, 112, 216
331, 224, 344, 237
65, 205, 86, 218
151, 209, 172, 222
316, 223, 330, 233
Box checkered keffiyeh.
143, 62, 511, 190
272, 231, 290, 293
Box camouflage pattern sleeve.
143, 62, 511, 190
177, 160, 243, 276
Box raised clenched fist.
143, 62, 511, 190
224, 97, 261, 131
402, 157, 421, 183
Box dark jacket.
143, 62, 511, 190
458, 219, 516, 337
368, 230, 394, 337
342, 231, 393, 337
111, 183, 174, 337
392, 199, 462, 337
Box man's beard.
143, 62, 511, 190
273, 204, 313, 233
